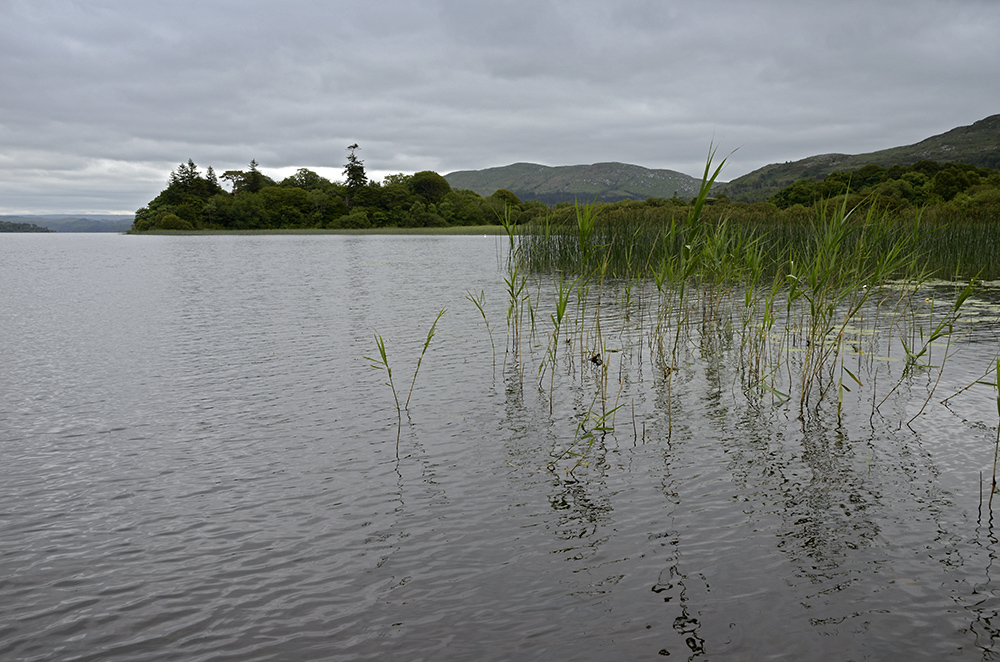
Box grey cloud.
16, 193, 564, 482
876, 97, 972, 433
0, 0, 997, 213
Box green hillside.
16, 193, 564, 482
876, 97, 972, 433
444, 161, 703, 204
720, 114, 1000, 202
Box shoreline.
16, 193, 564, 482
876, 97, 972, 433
128, 225, 509, 236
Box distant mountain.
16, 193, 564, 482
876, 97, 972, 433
444, 162, 703, 204
719, 114, 1000, 202
0, 215, 134, 232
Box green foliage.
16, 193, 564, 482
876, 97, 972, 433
280, 168, 331, 191
336, 209, 372, 229
133, 154, 503, 232
364, 331, 401, 453
221, 160, 275, 195
132, 159, 226, 231
721, 114, 1000, 200
490, 188, 522, 207
155, 213, 195, 231
410, 171, 452, 204
517, 188, 1000, 281
769, 161, 996, 209
132, 153, 999, 238
438, 190, 487, 226
344, 144, 368, 208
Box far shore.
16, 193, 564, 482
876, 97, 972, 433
130, 225, 509, 236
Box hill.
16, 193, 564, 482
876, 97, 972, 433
444, 162, 704, 204
720, 114, 1000, 202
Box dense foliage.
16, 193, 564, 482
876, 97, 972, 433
132, 151, 1000, 234
528, 160, 1000, 230
768, 161, 1000, 210
718, 114, 1000, 201
132, 150, 547, 232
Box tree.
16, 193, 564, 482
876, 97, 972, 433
490, 188, 522, 207
410, 170, 452, 204
770, 179, 821, 209
221, 160, 274, 195
246, 159, 269, 194
344, 143, 368, 208
383, 173, 412, 187
175, 159, 199, 187
281, 168, 329, 191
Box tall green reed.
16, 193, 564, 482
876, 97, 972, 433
539, 271, 577, 412
364, 331, 402, 453
405, 308, 446, 410
466, 289, 496, 373
501, 144, 993, 474
365, 308, 447, 455
992, 355, 1000, 509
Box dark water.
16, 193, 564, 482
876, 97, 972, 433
3, 233, 1000, 661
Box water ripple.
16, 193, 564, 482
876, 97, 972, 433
2, 234, 999, 659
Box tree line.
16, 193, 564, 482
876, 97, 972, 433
131, 147, 1000, 233
768, 161, 1000, 211
131, 146, 545, 232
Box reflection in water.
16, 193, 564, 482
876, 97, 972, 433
548, 476, 613, 563
649, 468, 708, 660
3, 235, 1000, 660
968, 517, 1000, 654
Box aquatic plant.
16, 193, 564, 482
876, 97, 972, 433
547, 396, 623, 476
575, 200, 599, 269
364, 308, 447, 453
364, 331, 401, 452
538, 271, 577, 412
992, 355, 1000, 509
406, 308, 446, 410
449, 144, 1000, 481
503, 261, 528, 360
466, 289, 496, 372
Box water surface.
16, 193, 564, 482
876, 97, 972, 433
2, 233, 1000, 660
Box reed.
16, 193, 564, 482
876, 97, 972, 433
575, 201, 599, 270
405, 308, 446, 410
364, 331, 401, 453
503, 258, 528, 379
992, 356, 1000, 509
547, 397, 623, 476
538, 271, 577, 412
514, 199, 1000, 283
507, 145, 991, 431
466, 289, 496, 373
368, 145, 992, 480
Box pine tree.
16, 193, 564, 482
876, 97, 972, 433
344, 144, 368, 208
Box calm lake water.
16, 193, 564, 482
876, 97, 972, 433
2, 232, 1000, 660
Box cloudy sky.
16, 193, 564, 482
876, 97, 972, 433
1, 0, 997, 214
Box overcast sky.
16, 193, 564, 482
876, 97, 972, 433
1, 0, 998, 214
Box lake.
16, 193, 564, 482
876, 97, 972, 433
2, 232, 1000, 660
